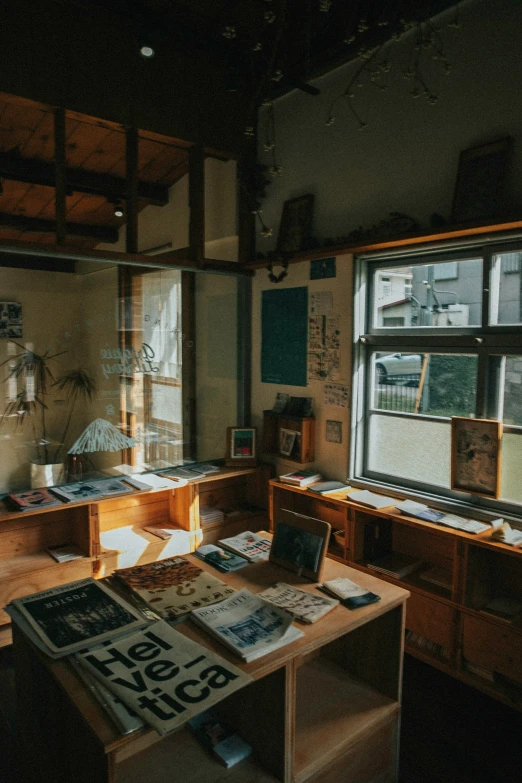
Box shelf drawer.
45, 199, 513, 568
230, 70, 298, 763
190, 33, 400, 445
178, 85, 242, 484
405, 591, 456, 650
462, 614, 522, 685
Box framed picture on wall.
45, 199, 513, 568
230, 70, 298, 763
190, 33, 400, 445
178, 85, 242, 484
451, 138, 512, 224
225, 427, 257, 466
277, 194, 314, 254
450, 417, 502, 498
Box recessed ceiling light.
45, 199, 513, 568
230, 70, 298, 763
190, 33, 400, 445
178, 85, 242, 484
139, 44, 155, 59
113, 199, 124, 218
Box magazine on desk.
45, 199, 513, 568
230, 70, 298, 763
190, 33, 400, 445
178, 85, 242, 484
191, 588, 304, 662
6, 578, 148, 657
75, 619, 252, 736
258, 583, 339, 623
8, 487, 63, 510
114, 556, 236, 621
122, 472, 188, 491
194, 544, 249, 572
218, 531, 271, 563
51, 478, 134, 503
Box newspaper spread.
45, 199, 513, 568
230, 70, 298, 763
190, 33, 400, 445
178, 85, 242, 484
191, 588, 304, 662
6, 578, 148, 656
217, 531, 271, 563
75, 619, 252, 736
258, 583, 339, 624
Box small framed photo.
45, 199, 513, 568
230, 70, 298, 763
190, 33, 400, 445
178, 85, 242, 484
451, 138, 512, 224
450, 417, 502, 498
225, 427, 257, 466
279, 428, 297, 457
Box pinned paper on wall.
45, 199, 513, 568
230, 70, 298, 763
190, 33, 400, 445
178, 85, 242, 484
324, 383, 349, 407
308, 314, 341, 381
326, 420, 343, 443
309, 291, 333, 315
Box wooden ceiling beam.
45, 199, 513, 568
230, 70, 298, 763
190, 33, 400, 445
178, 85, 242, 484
0, 213, 119, 242
0, 151, 169, 205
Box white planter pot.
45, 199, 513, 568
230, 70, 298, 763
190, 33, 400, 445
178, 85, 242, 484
30, 462, 65, 489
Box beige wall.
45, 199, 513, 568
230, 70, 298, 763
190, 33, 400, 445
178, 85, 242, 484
251, 255, 353, 481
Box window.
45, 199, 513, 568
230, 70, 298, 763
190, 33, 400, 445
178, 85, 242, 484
353, 239, 522, 514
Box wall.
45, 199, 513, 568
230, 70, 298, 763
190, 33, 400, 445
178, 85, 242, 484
256, 0, 522, 248
251, 255, 353, 481
251, 0, 522, 482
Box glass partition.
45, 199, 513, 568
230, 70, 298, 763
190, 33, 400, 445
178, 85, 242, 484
0, 258, 238, 494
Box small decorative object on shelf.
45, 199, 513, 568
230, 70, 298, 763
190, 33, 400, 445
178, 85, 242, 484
225, 426, 257, 467
262, 408, 315, 463
279, 427, 296, 456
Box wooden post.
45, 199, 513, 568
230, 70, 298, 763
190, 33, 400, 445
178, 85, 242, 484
188, 144, 205, 267
125, 127, 139, 254
54, 108, 67, 245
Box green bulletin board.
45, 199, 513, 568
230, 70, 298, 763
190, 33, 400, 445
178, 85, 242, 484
261, 287, 308, 385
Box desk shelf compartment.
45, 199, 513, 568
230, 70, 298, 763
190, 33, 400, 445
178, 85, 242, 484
98, 488, 193, 572
294, 606, 403, 783
463, 542, 522, 624
197, 467, 270, 546
0, 505, 93, 626
353, 512, 457, 600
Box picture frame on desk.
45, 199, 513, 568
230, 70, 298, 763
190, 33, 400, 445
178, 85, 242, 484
450, 416, 502, 498
270, 508, 331, 582
225, 427, 257, 467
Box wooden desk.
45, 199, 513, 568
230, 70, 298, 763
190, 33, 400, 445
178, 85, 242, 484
13, 556, 409, 783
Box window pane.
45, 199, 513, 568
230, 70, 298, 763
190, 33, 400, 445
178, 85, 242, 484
372, 259, 482, 328
500, 431, 522, 504
490, 251, 522, 325
503, 355, 522, 425
372, 352, 477, 417
368, 414, 450, 487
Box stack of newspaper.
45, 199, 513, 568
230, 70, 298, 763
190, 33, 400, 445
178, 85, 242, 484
191, 589, 304, 662
199, 507, 225, 526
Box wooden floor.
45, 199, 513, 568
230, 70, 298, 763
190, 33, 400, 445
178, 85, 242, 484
1, 646, 520, 783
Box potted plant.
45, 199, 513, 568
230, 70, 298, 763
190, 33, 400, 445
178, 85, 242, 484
1, 343, 97, 487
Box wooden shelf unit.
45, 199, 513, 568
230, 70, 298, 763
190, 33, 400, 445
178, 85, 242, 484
262, 411, 315, 464
0, 465, 271, 646
269, 479, 522, 711
13, 554, 408, 783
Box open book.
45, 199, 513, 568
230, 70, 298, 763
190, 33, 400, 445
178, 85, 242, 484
191, 589, 303, 662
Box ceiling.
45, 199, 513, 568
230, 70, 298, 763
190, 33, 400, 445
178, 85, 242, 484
77, 0, 462, 96
0, 94, 190, 250
0, 0, 462, 253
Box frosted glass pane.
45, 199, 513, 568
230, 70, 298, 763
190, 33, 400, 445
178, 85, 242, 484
500, 431, 522, 504
368, 414, 451, 487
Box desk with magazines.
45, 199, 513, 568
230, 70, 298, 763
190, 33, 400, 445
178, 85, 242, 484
13, 553, 409, 783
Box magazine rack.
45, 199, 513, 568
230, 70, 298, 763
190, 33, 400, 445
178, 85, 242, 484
13, 554, 408, 783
